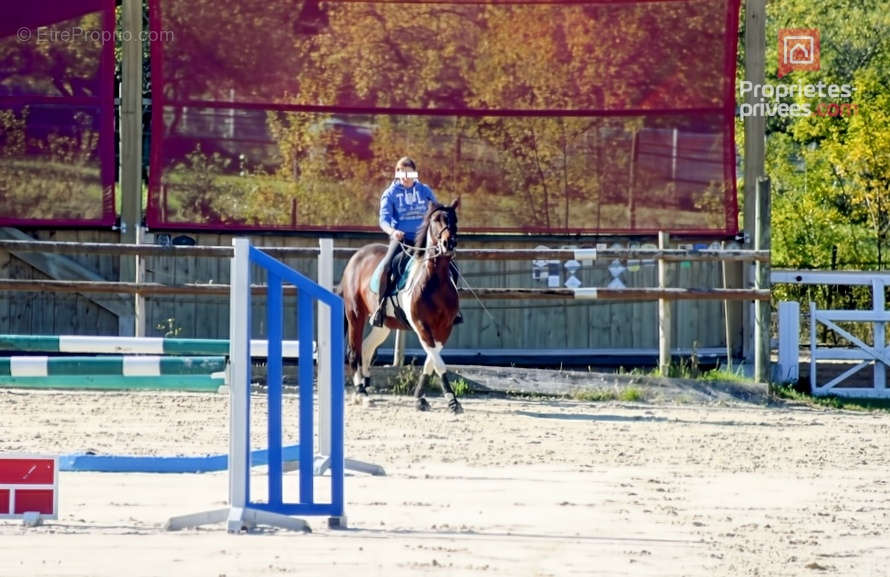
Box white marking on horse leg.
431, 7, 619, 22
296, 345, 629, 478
418, 342, 447, 376
361, 326, 390, 378
353, 370, 364, 387
422, 355, 434, 376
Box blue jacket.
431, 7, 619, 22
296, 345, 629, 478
378, 180, 438, 243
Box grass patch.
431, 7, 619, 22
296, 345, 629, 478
770, 383, 890, 412
450, 377, 471, 397
388, 364, 419, 395
699, 367, 751, 384
617, 362, 755, 385
570, 386, 647, 403
386, 366, 472, 397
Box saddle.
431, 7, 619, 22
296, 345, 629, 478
370, 250, 414, 297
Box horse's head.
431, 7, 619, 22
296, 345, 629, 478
416, 197, 460, 257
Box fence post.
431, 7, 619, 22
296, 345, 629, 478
754, 177, 771, 383
776, 301, 799, 383
743, 0, 766, 362
392, 330, 406, 367
873, 279, 886, 391
658, 231, 671, 375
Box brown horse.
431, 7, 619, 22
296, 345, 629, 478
338, 198, 463, 413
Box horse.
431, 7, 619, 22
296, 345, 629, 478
337, 198, 463, 413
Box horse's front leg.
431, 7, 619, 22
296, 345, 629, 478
415, 343, 462, 414
414, 356, 434, 411
439, 370, 463, 415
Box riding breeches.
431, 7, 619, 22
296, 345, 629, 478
378, 237, 401, 301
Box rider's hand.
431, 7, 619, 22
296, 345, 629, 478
391, 230, 405, 241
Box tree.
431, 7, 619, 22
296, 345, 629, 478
151, 0, 738, 233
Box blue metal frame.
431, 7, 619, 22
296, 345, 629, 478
247, 246, 345, 518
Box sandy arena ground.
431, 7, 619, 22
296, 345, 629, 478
3, 382, 890, 577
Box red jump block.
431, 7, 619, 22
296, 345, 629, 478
0, 456, 58, 525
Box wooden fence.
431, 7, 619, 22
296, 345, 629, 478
0, 232, 768, 367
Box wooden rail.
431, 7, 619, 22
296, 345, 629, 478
0, 237, 769, 373
0, 279, 768, 301
0, 239, 769, 263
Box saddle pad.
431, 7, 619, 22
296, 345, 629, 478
370, 253, 414, 296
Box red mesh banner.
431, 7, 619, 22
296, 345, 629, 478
149, 0, 740, 235
0, 0, 115, 227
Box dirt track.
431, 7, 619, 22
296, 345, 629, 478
2, 376, 890, 576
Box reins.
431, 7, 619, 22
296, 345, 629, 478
402, 215, 507, 338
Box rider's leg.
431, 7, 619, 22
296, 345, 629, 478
371, 237, 401, 327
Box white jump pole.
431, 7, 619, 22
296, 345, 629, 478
317, 238, 333, 460
314, 239, 385, 477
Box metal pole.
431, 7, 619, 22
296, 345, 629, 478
134, 226, 146, 337
119, 0, 143, 336
754, 177, 771, 382
658, 231, 672, 375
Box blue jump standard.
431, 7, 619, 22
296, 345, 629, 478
60, 444, 302, 473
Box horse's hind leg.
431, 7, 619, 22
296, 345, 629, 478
353, 325, 389, 404
347, 315, 367, 403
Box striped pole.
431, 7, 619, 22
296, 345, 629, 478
0, 374, 223, 392
0, 356, 226, 376
0, 335, 306, 358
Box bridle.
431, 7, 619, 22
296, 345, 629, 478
398, 207, 457, 261
397, 206, 459, 297
423, 207, 456, 260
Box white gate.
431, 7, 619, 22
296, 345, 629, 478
773, 271, 890, 398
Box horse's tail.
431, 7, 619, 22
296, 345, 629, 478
330, 283, 352, 363
331, 284, 348, 333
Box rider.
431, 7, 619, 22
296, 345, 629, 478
371, 156, 463, 327
371, 156, 437, 327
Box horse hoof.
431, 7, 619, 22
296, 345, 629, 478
415, 397, 430, 411
449, 399, 464, 415
353, 390, 368, 405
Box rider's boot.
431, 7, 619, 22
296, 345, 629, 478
371, 274, 390, 327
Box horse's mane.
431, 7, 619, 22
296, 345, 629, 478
413, 201, 444, 252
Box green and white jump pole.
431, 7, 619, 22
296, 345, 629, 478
0, 334, 305, 358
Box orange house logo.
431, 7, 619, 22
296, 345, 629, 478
778, 29, 820, 77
